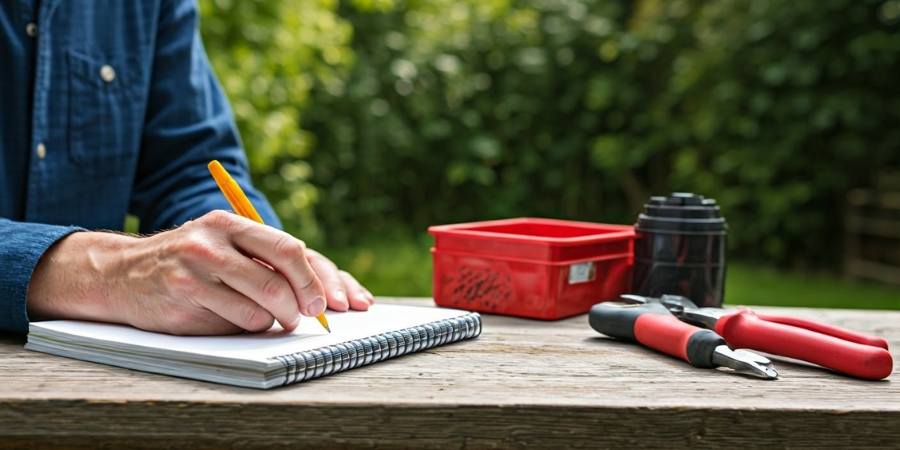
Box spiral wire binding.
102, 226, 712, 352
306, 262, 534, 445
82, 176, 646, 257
271, 312, 482, 385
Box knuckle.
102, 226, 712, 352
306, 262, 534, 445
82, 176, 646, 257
296, 276, 315, 290
203, 209, 235, 227
260, 273, 289, 300
179, 235, 225, 266
176, 232, 206, 253
192, 210, 243, 235
273, 235, 305, 260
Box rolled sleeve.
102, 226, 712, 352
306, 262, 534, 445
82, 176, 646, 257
0, 219, 83, 333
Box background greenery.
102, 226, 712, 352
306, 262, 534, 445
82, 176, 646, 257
199, 0, 900, 308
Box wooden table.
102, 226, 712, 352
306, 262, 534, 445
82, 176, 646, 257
1, 298, 898, 449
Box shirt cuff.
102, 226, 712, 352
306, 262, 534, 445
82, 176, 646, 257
0, 224, 84, 334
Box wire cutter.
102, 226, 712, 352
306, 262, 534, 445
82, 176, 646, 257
589, 298, 779, 379
626, 294, 894, 380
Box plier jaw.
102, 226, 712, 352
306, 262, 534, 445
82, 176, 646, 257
712, 346, 779, 379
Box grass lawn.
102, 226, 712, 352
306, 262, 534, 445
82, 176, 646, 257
726, 264, 900, 310
322, 235, 900, 311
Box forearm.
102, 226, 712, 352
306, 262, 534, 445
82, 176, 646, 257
27, 231, 136, 325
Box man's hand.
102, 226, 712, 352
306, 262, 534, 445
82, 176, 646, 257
26, 210, 373, 335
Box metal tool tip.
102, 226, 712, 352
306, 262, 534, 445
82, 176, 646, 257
712, 346, 779, 380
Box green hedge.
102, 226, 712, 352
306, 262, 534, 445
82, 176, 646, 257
201, 0, 900, 267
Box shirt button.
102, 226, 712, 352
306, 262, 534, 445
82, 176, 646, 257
36, 143, 47, 159
26, 22, 37, 37
100, 65, 116, 83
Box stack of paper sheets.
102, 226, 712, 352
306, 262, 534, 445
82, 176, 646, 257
26, 304, 481, 389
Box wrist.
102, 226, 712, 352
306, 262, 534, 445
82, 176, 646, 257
27, 231, 137, 323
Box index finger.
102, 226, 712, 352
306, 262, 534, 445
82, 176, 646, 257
228, 219, 327, 317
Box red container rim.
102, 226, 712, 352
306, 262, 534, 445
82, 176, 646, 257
428, 217, 635, 247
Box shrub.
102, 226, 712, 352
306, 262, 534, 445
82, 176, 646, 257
202, 0, 900, 267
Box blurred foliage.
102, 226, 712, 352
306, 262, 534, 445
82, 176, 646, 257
200, 0, 900, 268
200, 0, 355, 242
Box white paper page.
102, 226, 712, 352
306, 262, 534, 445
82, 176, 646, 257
31, 304, 471, 363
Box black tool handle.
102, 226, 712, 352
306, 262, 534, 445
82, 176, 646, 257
589, 302, 725, 368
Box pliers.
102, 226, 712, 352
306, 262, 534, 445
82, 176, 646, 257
589, 297, 779, 379
625, 294, 894, 380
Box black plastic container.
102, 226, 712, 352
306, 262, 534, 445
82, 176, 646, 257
631, 193, 727, 307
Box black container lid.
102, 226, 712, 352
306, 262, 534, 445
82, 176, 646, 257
635, 192, 727, 234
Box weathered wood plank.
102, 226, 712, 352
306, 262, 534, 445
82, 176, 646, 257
0, 298, 898, 449
0, 402, 898, 450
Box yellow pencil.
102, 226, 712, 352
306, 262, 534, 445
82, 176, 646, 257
207, 160, 331, 333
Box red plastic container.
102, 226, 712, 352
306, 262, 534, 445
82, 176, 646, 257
429, 218, 636, 320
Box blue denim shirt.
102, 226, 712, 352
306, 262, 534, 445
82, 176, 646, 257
0, 0, 280, 333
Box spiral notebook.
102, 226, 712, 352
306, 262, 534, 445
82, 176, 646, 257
25, 304, 481, 389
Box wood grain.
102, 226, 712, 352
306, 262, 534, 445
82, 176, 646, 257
1, 298, 898, 449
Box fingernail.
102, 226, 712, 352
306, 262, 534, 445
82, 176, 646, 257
308, 296, 326, 316
335, 291, 349, 311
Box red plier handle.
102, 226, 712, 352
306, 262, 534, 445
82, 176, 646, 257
715, 310, 893, 380
754, 313, 889, 349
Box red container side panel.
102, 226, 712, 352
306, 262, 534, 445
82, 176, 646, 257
432, 250, 632, 319
430, 218, 636, 320
432, 253, 548, 318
